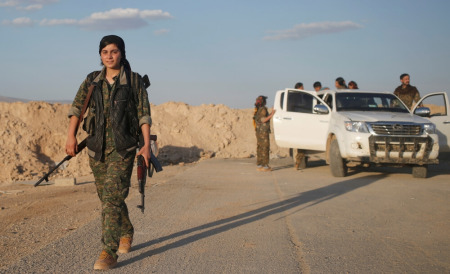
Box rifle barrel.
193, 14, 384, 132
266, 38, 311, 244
34, 138, 87, 187
34, 155, 72, 187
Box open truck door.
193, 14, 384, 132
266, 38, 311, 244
273, 89, 331, 151
414, 92, 450, 152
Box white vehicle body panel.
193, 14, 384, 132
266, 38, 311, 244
273, 89, 330, 151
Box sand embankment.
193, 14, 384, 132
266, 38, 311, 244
0, 101, 288, 183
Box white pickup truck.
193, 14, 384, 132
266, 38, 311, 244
273, 89, 450, 178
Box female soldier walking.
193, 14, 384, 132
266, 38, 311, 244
65, 35, 152, 270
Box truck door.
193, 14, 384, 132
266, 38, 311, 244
273, 90, 331, 150
414, 92, 450, 152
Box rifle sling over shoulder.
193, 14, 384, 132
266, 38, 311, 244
75, 83, 95, 131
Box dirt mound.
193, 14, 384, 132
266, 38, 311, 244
0, 101, 288, 184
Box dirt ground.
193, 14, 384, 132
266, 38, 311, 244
0, 164, 188, 269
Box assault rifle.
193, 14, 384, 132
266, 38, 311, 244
137, 134, 163, 213
34, 134, 163, 189
34, 139, 87, 187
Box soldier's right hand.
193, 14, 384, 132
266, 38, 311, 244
65, 135, 78, 157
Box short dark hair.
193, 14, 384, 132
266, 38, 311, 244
294, 82, 303, 89
335, 77, 345, 85
400, 73, 409, 80
313, 81, 322, 88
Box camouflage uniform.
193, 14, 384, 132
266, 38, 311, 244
69, 66, 151, 260
394, 85, 421, 110
254, 106, 271, 166
294, 149, 305, 168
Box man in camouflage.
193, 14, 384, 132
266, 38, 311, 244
66, 35, 151, 270
253, 95, 276, 171
293, 82, 306, 170
394, 73, 421, 110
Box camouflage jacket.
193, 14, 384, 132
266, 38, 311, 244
393, 85, 421, 110
68, 66, 151, 160
254, 106, 271, 133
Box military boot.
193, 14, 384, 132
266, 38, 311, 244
258, 166, 272, 172
118, 237, 133, 254
93, 250, 117, 270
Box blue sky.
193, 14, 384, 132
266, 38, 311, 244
1, 0, 449, 108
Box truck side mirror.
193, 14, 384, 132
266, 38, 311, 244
314, 104, 329, 114
414, 107, 431, 117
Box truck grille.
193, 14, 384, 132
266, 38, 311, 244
368, 136, 438, 164
368, 123, 421, 136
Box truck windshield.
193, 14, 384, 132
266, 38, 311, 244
336, 92, 409, 113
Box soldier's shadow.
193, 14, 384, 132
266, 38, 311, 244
119, 173, 386, 267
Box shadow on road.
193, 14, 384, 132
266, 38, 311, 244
271, 164, 294, 171
274, 151, 450, 177
271, 158, 327, 171
119, 173, 386, 267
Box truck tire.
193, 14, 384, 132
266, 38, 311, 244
412, 165, 427, 178
329, 138, 347, 177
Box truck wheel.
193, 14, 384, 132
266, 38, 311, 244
412, 165, 428, 178
330, 138, 347, 177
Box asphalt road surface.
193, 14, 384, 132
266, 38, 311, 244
3, 157, 449, 273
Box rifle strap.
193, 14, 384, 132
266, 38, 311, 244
75, 83, 95, 131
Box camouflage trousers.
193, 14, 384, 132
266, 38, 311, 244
295, 149, 305, 165
256, 131, 270, 166
89, 149, 136, 259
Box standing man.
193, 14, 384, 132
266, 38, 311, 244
313, 81, 322, 91
393, 73, 421, 109
313, 81, 329, 91
292, 83, 307, 170
253, 95, 276, 171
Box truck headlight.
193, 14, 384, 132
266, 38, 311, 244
423, 123, 436, 134
345, 121, 369, 133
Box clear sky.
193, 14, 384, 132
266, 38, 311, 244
1, 0, 449, 109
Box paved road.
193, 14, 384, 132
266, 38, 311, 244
2, 157, 449, 273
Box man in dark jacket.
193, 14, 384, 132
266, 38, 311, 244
393, 73, 421, 110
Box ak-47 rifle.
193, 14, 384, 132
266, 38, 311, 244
34, 139, 87, 187
137, 134, 163, 213
136, 71, 163, 213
